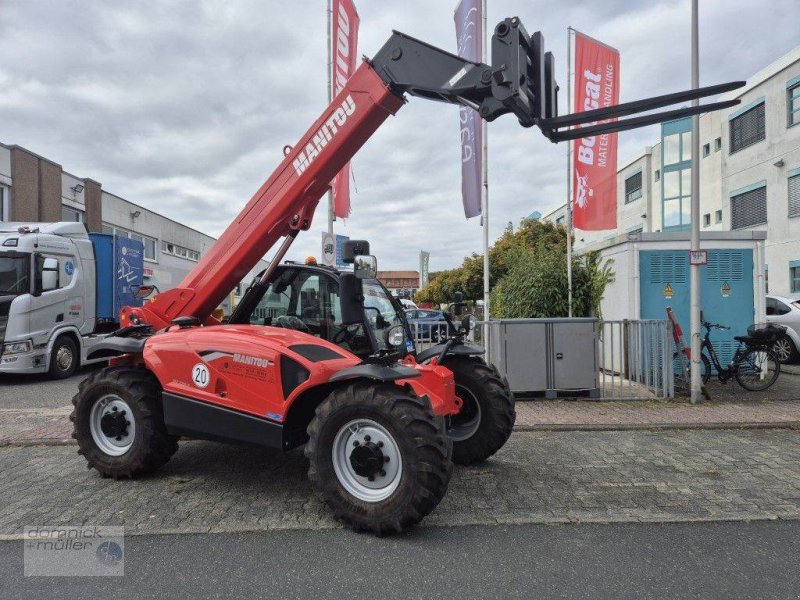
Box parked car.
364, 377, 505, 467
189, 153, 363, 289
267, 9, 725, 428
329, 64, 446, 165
766, 295, 800, 363
404, 308, 457, 343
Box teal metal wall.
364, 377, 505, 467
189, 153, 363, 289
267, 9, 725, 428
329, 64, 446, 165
639, 249, 754, 370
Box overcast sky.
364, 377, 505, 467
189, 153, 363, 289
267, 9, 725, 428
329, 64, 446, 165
1, 0, 798, 271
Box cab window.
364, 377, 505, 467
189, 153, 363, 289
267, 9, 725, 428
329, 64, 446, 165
247, 269, 370, 355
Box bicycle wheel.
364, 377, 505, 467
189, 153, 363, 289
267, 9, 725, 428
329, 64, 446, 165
734, 347, 781, 391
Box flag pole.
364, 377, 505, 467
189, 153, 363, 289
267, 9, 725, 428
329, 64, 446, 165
481, 0, 490, 358
689, 0, 702, 403
566, 26, 574, 318
326, 0, 334, 236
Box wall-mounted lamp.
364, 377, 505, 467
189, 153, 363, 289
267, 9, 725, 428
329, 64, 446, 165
130, 210, 141, 219
70, 184, 85, 195
774, 159, 785, 167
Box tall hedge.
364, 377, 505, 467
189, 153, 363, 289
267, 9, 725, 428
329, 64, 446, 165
415, 219, 614, 319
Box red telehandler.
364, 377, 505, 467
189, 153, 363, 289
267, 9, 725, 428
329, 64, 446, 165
72, 17, 743, 534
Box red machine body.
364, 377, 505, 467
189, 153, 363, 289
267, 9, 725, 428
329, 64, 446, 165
142, 324, 460, 425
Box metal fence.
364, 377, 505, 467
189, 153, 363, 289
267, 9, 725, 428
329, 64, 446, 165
598, 319, 674, 399
407, 320, 477, 352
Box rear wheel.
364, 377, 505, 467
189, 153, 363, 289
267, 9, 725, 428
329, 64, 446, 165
735, 348, 781, 391
305, 382, 452, 535
772, 335, 799, 364
70, 367, 179, 478
443, 356, 516, 465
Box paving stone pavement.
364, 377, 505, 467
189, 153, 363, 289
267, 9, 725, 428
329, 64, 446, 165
0, 429, 798, 538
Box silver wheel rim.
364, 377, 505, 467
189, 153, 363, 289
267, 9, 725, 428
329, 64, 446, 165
56, 345, 73, 372
448, 384, 482, 442
89, 395, 135, 456
774, 338, 792, 362
331, 419, 402, 503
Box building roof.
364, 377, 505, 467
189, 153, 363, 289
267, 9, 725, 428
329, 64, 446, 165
377, 271, 419, 279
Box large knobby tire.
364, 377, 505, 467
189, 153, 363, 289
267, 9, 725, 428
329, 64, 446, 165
70, 366, 179, 478
49, 335, 79, 379
305, 382, 453, 535
442, 356, 515, 465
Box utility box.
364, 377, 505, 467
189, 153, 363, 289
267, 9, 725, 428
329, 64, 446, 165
593, 231, 766, 369
89, 233, 145, 322
489, 318, 599, 396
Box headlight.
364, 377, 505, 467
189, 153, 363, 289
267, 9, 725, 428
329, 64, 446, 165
3, 340, 33, 355
385, 325, 405, 348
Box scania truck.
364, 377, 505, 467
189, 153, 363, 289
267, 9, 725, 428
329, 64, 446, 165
0, 221, 143, 378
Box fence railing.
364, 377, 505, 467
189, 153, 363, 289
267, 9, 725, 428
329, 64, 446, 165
598, 319, 674, 399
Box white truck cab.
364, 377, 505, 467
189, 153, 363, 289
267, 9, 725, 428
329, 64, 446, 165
0, 222, 107, 378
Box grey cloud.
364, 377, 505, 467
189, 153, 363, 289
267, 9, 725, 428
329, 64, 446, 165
1, 0, 797, 274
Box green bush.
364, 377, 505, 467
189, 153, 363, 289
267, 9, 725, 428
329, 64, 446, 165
415, 219, 614, 318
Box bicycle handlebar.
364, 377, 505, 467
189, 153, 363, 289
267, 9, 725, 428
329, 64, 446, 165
702, 321, 730, 331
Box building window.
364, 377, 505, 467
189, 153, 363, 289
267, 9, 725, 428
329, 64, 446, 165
715, 209, 723, 224
61, 205, 84, 222
715, 137, 722, 151
654, 169, 660, 181
703, 213, 711, 227
703, 143, 710, 157
555, 215, 565, 226
662, 167, 691, 229
103, 224, 158, 261
730, 184, 767, 230
730, 102, 765, 153
162, 241, 200, 262
624, 171, 643, 204
0, 186, 7, 222
789, 173, 800, 218
791, 266, 800, 294
788, 82, 800, 127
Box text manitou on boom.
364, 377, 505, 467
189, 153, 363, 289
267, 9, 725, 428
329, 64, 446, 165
293, 95, 356, 176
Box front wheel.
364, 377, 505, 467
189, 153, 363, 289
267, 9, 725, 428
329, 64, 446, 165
305, 382, 452, 535
70, 367, 179, 478
735, 348, 781, 391
49, 335, 78, 379
443, 356, 515, 465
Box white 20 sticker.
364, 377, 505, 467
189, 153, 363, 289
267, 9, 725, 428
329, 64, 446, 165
191, 363, 210, 388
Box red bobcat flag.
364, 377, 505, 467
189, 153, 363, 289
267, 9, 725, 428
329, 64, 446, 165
572, 32, 620, 231
331, 0, 360, 218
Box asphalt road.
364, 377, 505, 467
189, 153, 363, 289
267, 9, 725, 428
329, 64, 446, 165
0, 365, 99, 409
1, 520, 798, 599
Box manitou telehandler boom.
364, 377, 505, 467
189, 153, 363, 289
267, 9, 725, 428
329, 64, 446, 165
73, 17, 744, 534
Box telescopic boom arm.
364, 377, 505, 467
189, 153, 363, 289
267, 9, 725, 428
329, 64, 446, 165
123, 16, 744, 330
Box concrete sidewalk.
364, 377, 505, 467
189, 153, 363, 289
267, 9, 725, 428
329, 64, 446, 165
2, 398, 799, 447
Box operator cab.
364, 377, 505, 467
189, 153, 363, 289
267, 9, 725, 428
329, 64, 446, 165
229, 246, 413, 361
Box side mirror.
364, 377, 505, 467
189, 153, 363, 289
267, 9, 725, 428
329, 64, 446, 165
41, 258, 59, 292
453, 290, 464, 316
340, 274, 365, 325
354, 255, 377, 279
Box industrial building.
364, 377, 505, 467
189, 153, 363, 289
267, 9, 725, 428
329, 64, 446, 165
544, 46, 800, 297
0, 142, 266, 308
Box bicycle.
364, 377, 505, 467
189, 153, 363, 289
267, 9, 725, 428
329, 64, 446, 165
681, 321, 784, 392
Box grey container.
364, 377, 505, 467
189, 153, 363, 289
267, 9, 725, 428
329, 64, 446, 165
488, 318, 599, 397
